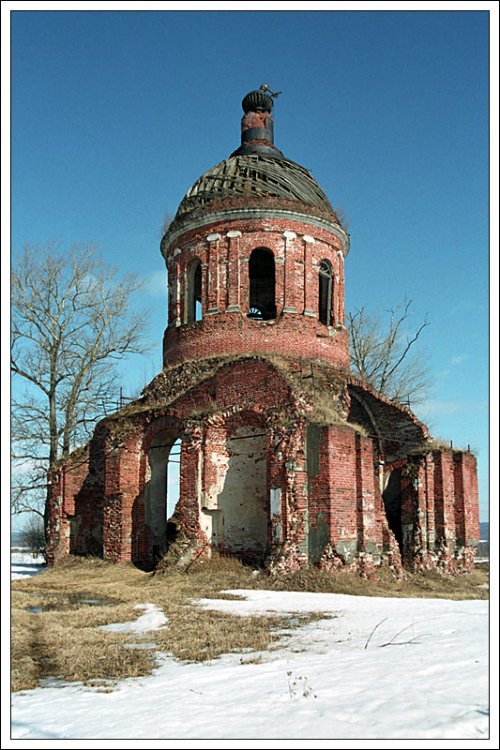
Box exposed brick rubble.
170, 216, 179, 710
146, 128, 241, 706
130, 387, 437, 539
47, 87, 480, 575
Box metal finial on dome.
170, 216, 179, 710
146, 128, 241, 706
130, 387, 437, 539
242, 84, 282, 114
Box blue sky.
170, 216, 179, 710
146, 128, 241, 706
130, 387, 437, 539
9, 9, 490, 520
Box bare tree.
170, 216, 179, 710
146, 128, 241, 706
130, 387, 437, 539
11, 244, 150, 527
347, 298, 430, 405
333, 206, 350, 232
19, 516, 47, 561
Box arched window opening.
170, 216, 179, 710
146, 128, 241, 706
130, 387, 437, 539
187, 258, 202, 323
318, 260, 333, 326
248, 248, 276, 320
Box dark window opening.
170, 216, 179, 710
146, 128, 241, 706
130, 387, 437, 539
382, 469, 403, 552
187, 259, 202, 323
318, 260, 333, 326
248, 248, 276, 320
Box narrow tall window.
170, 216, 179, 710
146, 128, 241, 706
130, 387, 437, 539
187, 258, 202, 322
248, 248, 276, 320
318, 260, 333, 326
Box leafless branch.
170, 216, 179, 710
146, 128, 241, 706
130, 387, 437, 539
347, 298, 431, 404
11, 243, 150, 524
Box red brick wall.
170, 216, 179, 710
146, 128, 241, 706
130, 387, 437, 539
103, 433, 142, 562
433, 450, 457, 546
48, 366, 480, 574
453, 452, 480, 546
307, 424, 387, 565
163, 218, 349, 369
47, 450, 90, 563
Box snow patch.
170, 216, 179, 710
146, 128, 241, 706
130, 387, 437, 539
11, 552, 45, 580
98, 603, 168, 634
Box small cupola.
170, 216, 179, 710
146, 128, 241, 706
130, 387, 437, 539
231, 84, 285, 159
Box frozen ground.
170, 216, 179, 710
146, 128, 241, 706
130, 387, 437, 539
10, 550, 490, 742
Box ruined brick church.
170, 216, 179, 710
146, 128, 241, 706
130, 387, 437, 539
47, 87, 480, 574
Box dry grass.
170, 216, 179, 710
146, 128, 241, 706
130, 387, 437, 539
11, 555, 488, 692
413, 437, 476, 456
11, 556, 311, 691
264, 564, 489, 600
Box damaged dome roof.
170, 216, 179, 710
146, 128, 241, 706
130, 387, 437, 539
174, 153, 336, 219
163, 86, 343, 244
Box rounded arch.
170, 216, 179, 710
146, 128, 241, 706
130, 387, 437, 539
318, 259, 333, 326
248, 247, 276, 320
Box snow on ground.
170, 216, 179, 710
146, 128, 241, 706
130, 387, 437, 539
98, 603, 168, 633
10, 551, 45, 580
10, 576, 489, 741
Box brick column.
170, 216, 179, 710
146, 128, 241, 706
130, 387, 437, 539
173, 248, 182, 327
103, 448, 123, 563
201, 262, 209, 314
206, 233, 221, 313
303, 235, 316, 316
198, 421, 229, 552
328, 425, 357, 560
240, 254, 250, 314
336, 250, 345, 326
268, 429, 287, 552
226, 231, 242, 312
275, 246, 285, 315
423, 453, 436, 552
177, 423, 204, 545
181, 264, 188, 324
282, 231, 297, 313
355, 433, 379, 554
454, 452, 480, 546
283, 425, 309, 564
453, 453, 466, 546
433, 450, 457, 547
103, 436, 140, 563
46, 468, 71, 564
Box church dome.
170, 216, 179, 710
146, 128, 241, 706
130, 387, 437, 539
164, 86, 341, 242
174, 153, 337, 220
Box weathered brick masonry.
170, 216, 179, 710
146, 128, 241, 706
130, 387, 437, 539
47, 86, 480, 573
